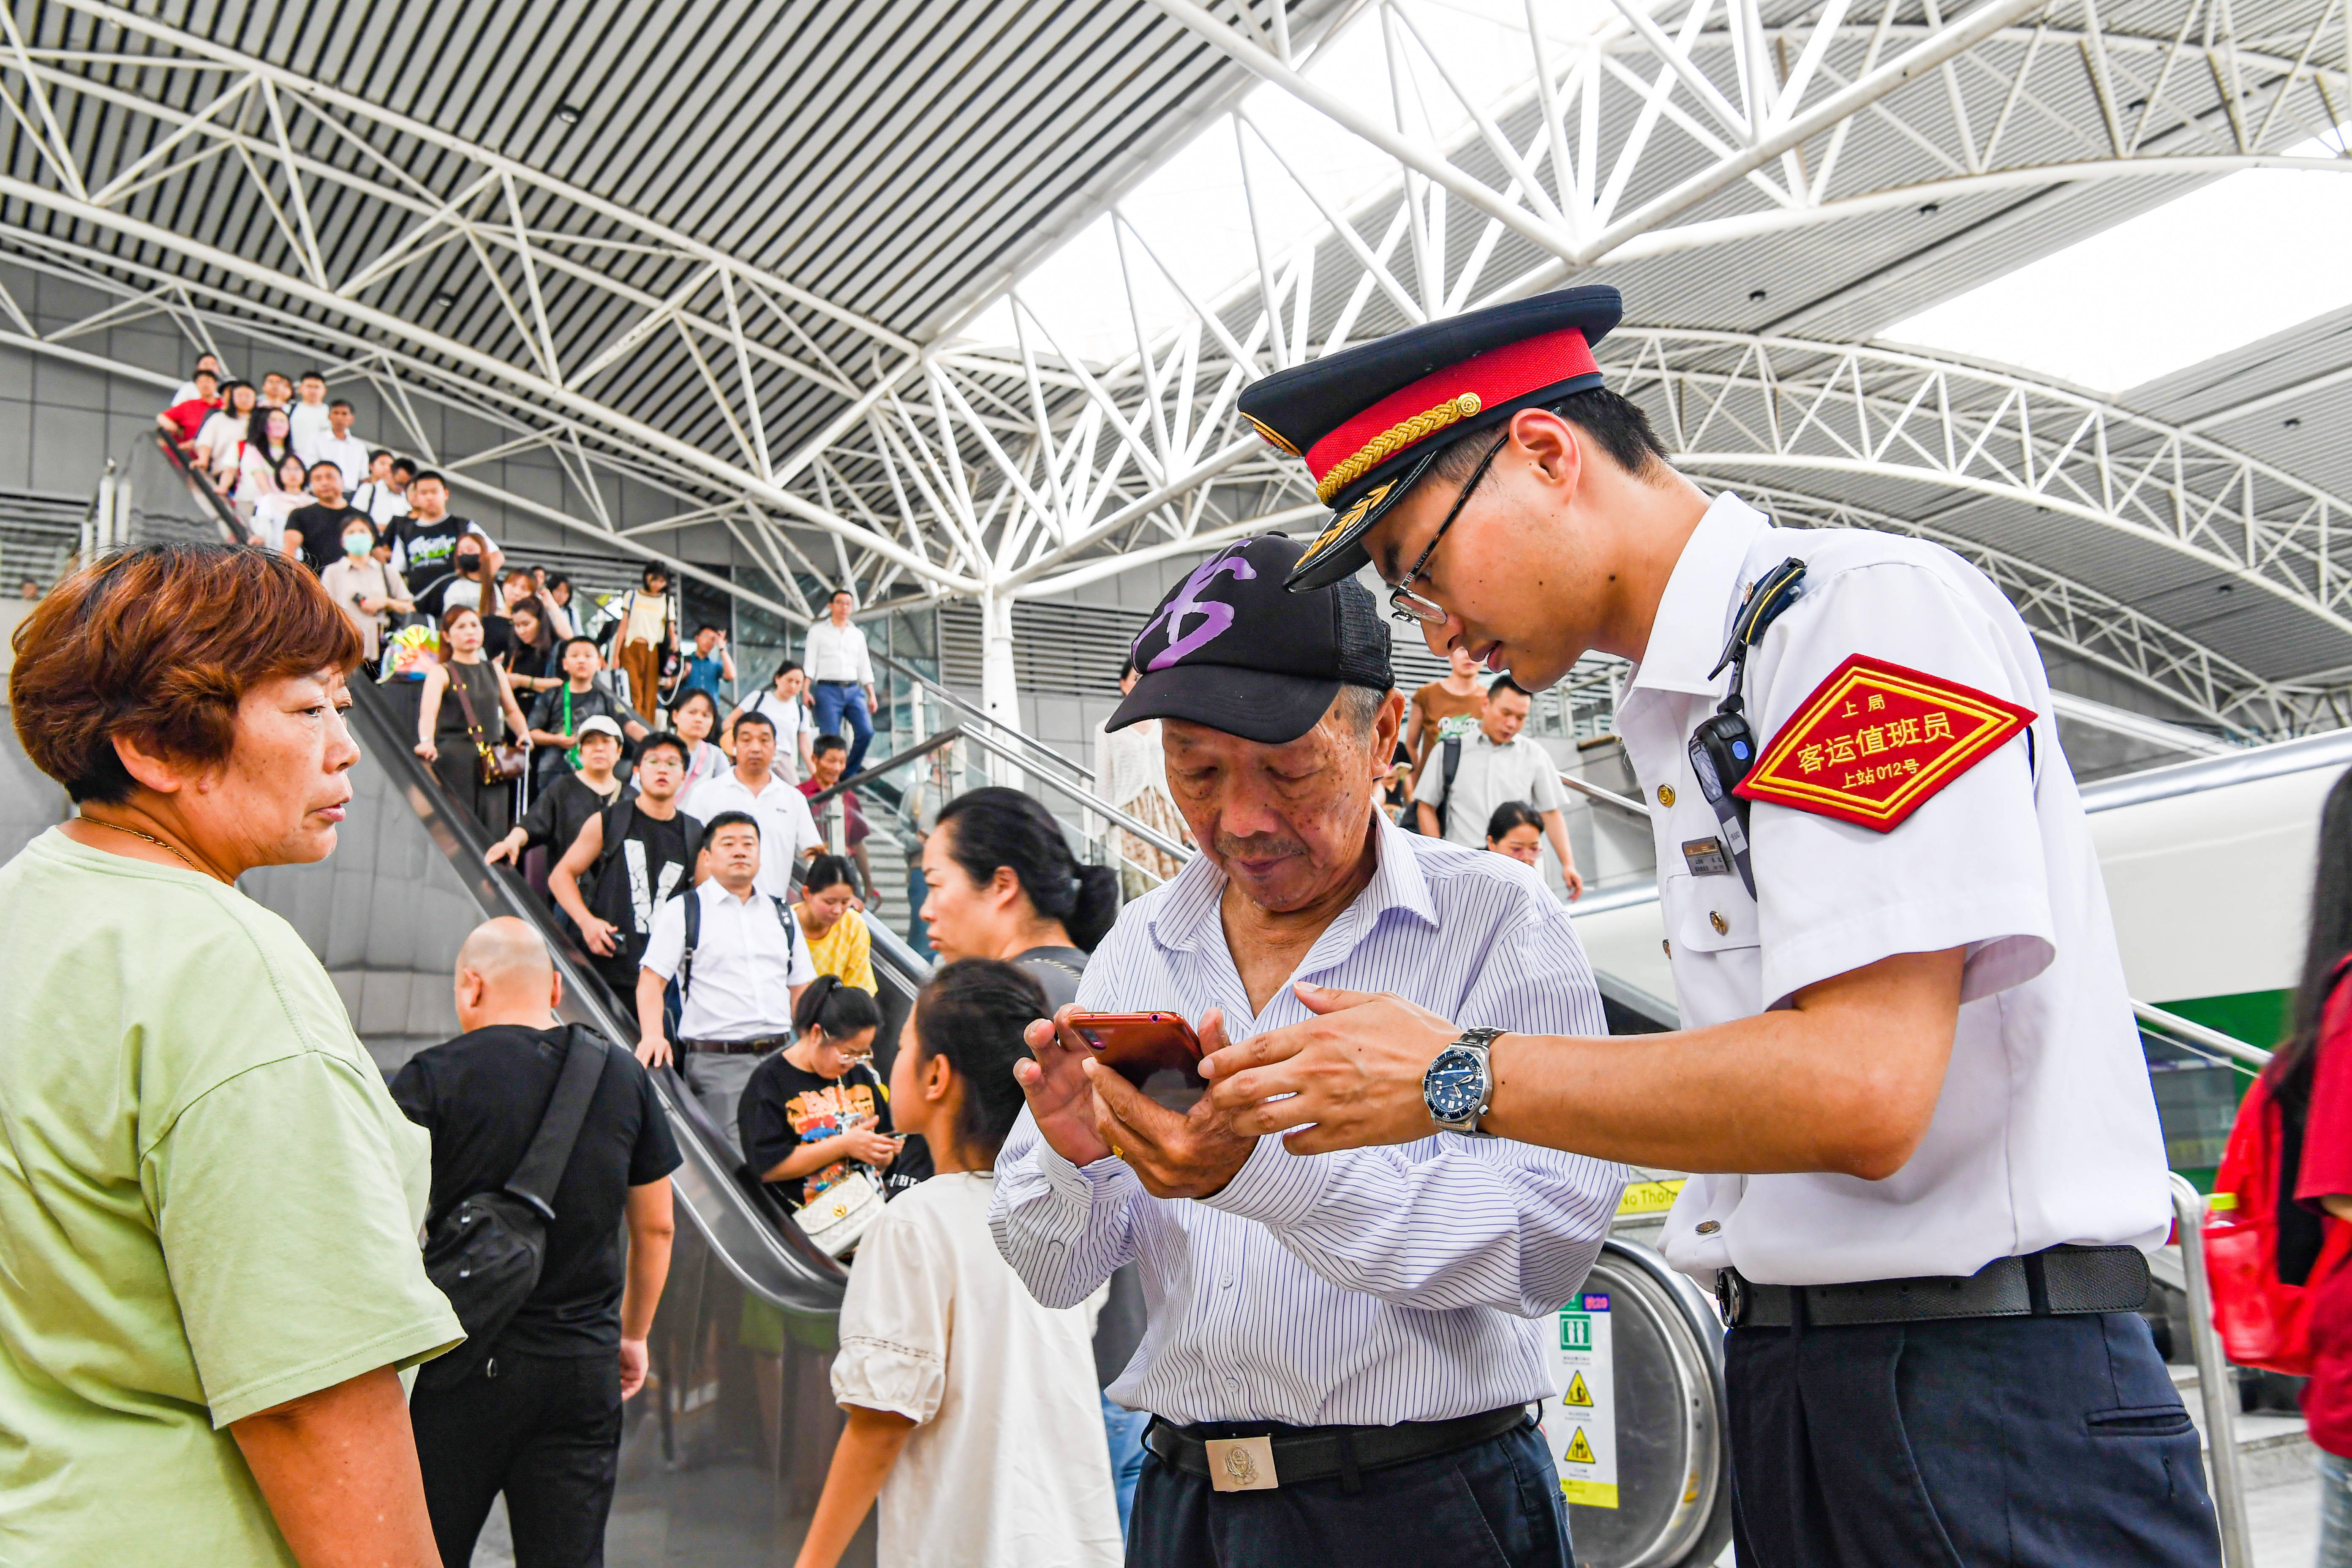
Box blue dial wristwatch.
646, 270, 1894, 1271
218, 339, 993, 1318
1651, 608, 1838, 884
1423, 1026, 1505, 1136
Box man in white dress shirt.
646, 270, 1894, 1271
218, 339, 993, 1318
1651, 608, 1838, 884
991, 535, 1622, 1568
637, 811, 814, 1135
311, 400, 370, 491
803, 587, 877, 778
681, 710, 822, 900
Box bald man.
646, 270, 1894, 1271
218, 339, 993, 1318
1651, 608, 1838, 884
389, 917, 682, 1568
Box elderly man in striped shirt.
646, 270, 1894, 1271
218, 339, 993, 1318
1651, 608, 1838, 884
991, 535, 1623, 1568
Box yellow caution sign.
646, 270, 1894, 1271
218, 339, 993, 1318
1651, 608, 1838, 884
1549, 1293, 1617, 1509
1564, 1371, 1592, 1407
1615, 1179, 1685, 1216
1565, 1427, 1596, 1465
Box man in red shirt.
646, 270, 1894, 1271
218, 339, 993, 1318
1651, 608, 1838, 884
156, 369, 221, 449
797, 734, 874, 906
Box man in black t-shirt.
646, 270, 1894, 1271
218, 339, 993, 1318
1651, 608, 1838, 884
388, 470, 498, 595
550, 731, 700, 998
390, 917, 680, 1568
282, 461, 370, 573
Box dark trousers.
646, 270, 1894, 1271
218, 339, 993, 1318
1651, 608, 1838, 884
411, 1348, 623, 1568
1125, 1419, 1570, 1568
1727, 1308, 2221, 1568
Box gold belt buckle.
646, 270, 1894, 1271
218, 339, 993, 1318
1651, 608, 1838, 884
1203, 1435, 1279, 1493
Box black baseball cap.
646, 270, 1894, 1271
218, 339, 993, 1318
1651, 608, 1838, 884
1108, 535, 1393, 745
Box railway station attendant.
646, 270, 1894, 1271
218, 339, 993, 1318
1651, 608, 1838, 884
1203, 286, 2220, 1568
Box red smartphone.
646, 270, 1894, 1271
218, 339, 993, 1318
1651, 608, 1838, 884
1066, 1010, 1206, 1094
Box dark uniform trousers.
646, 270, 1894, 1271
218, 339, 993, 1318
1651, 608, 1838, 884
1125, 1420, 1571, 1568
1727, 1309, 2222, 1568
411, 1348, 624, 1568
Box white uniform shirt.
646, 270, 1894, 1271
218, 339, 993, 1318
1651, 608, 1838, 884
1413, 727, 1567, 849
803, 619, 874, 686
991, 812, 1625, 1426
681, 770, 823, 899
1618, 492, 2172, 1289
287, 401, 332, 464
640, 878, 815, 1042
835, 1173, 1122, 1568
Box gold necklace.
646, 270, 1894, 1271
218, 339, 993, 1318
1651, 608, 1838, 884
79, 816, 217, 880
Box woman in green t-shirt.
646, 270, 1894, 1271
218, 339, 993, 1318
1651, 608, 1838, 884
2, 544, 462, 1568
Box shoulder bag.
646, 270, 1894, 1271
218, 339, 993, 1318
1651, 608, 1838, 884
449, 662, 528, 786
415, 1026, 610, 1389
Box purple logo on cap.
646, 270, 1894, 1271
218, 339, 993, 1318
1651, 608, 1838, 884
1138, 547, 1256, 672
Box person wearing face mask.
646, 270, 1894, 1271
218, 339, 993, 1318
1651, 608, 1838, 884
284, 461, 370, 575
318, 514, 410, 664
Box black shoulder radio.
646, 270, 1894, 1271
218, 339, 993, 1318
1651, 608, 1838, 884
1686, 557, 1808, 900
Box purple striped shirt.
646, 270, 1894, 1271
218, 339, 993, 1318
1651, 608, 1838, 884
988, 810, 1625, 1426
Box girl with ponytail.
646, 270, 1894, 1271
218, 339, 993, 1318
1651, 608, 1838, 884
795, 960, 1122, 1568
918, 786, 1122, 1012
738, 975, 896, 1209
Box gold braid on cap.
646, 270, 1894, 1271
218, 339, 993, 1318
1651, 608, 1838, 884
1315, 392, 1483, 504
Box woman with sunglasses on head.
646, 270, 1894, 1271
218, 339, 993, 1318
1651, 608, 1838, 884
793, 959, 1121, 1568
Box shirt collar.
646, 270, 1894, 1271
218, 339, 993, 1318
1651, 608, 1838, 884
1145, 807, 1440, 961
1628, 491, 1773, 697
701, 878, 759, 907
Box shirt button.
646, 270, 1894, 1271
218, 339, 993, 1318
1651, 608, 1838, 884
1657, 784, 1676, 807
1696, 1220, 1721, 1235
1220, 1277, 1234, 1290
1710, 911, 1729, 935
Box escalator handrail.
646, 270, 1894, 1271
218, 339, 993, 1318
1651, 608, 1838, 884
334, 673, 851, 1316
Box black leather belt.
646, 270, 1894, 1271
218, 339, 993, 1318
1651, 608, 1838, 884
682, 1035, 787, 1056
1717, 1244, 2151, 1329
1143, 1405, 1533, 1494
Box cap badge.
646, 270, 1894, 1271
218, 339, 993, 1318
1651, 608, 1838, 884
1137, 547, 1257, 672
1244, 412, 1302, 457
1316, 391, 1482, 504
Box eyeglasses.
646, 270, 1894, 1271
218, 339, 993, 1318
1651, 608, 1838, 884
1387, 432, 1509, 625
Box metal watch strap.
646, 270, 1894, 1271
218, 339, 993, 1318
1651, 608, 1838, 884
1432, 1026, 1505, 1136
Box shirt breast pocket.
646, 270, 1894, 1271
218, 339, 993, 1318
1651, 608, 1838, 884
1664, 870, 1759, 955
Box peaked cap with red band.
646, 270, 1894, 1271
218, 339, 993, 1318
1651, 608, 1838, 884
1237, 286, 1623, 591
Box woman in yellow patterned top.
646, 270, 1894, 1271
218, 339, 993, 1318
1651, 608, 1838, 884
797, 852, 874, 992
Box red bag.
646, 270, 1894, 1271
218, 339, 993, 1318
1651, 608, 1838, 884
2204, 969, 2352, 1375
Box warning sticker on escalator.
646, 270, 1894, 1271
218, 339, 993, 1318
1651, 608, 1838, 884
1544, 1293, 1617, 1507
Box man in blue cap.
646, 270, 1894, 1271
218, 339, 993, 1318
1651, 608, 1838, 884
1197, 287, 2220, 1567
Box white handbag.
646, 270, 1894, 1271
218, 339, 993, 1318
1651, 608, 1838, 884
793, 1168, 886, 1258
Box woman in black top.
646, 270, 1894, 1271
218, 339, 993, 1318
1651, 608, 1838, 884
503, 594, 564, 698
415, 605, 532, 833
916, 787, 1120, 1013
740, 978, 898, 1208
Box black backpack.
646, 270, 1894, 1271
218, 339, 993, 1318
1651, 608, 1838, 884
1413, 736, 1465, 836
415, 1025, 610, 1390
587, 798, 700, 968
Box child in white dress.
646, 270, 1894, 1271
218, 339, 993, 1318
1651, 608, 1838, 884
793, 958, 1122, 1568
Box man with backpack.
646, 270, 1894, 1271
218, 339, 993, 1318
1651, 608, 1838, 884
391, 918, 679, 1568
1410, 672, 1581, 897
549, 732, 701, 1000
635, 811, 815, 1136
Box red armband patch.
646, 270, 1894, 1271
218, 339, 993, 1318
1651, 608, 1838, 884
1731, 654, 2035, 832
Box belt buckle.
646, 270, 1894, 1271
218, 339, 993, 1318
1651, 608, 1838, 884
1714, 1268, 1746, 1328
1203, 1435, 1280, 1493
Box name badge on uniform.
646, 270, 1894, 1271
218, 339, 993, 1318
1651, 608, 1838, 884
1204, 1435, 1280, 1492
1681, 837, 1731, 877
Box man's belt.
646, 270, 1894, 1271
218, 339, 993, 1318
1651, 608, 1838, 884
1717, 1244, 2151, 1329
813, 678, 859, 685
681, 1035, 788, 1056
1143, 1405, 1532, 1494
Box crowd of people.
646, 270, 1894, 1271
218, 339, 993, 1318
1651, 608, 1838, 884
6, 278, 2289, 1568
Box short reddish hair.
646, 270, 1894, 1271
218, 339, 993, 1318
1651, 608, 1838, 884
10, 544, 362, 803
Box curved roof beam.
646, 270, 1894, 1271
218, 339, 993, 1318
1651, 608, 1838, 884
1608, 328, 2352, 642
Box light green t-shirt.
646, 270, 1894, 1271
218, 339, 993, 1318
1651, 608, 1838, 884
0, 829, 463, 1566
